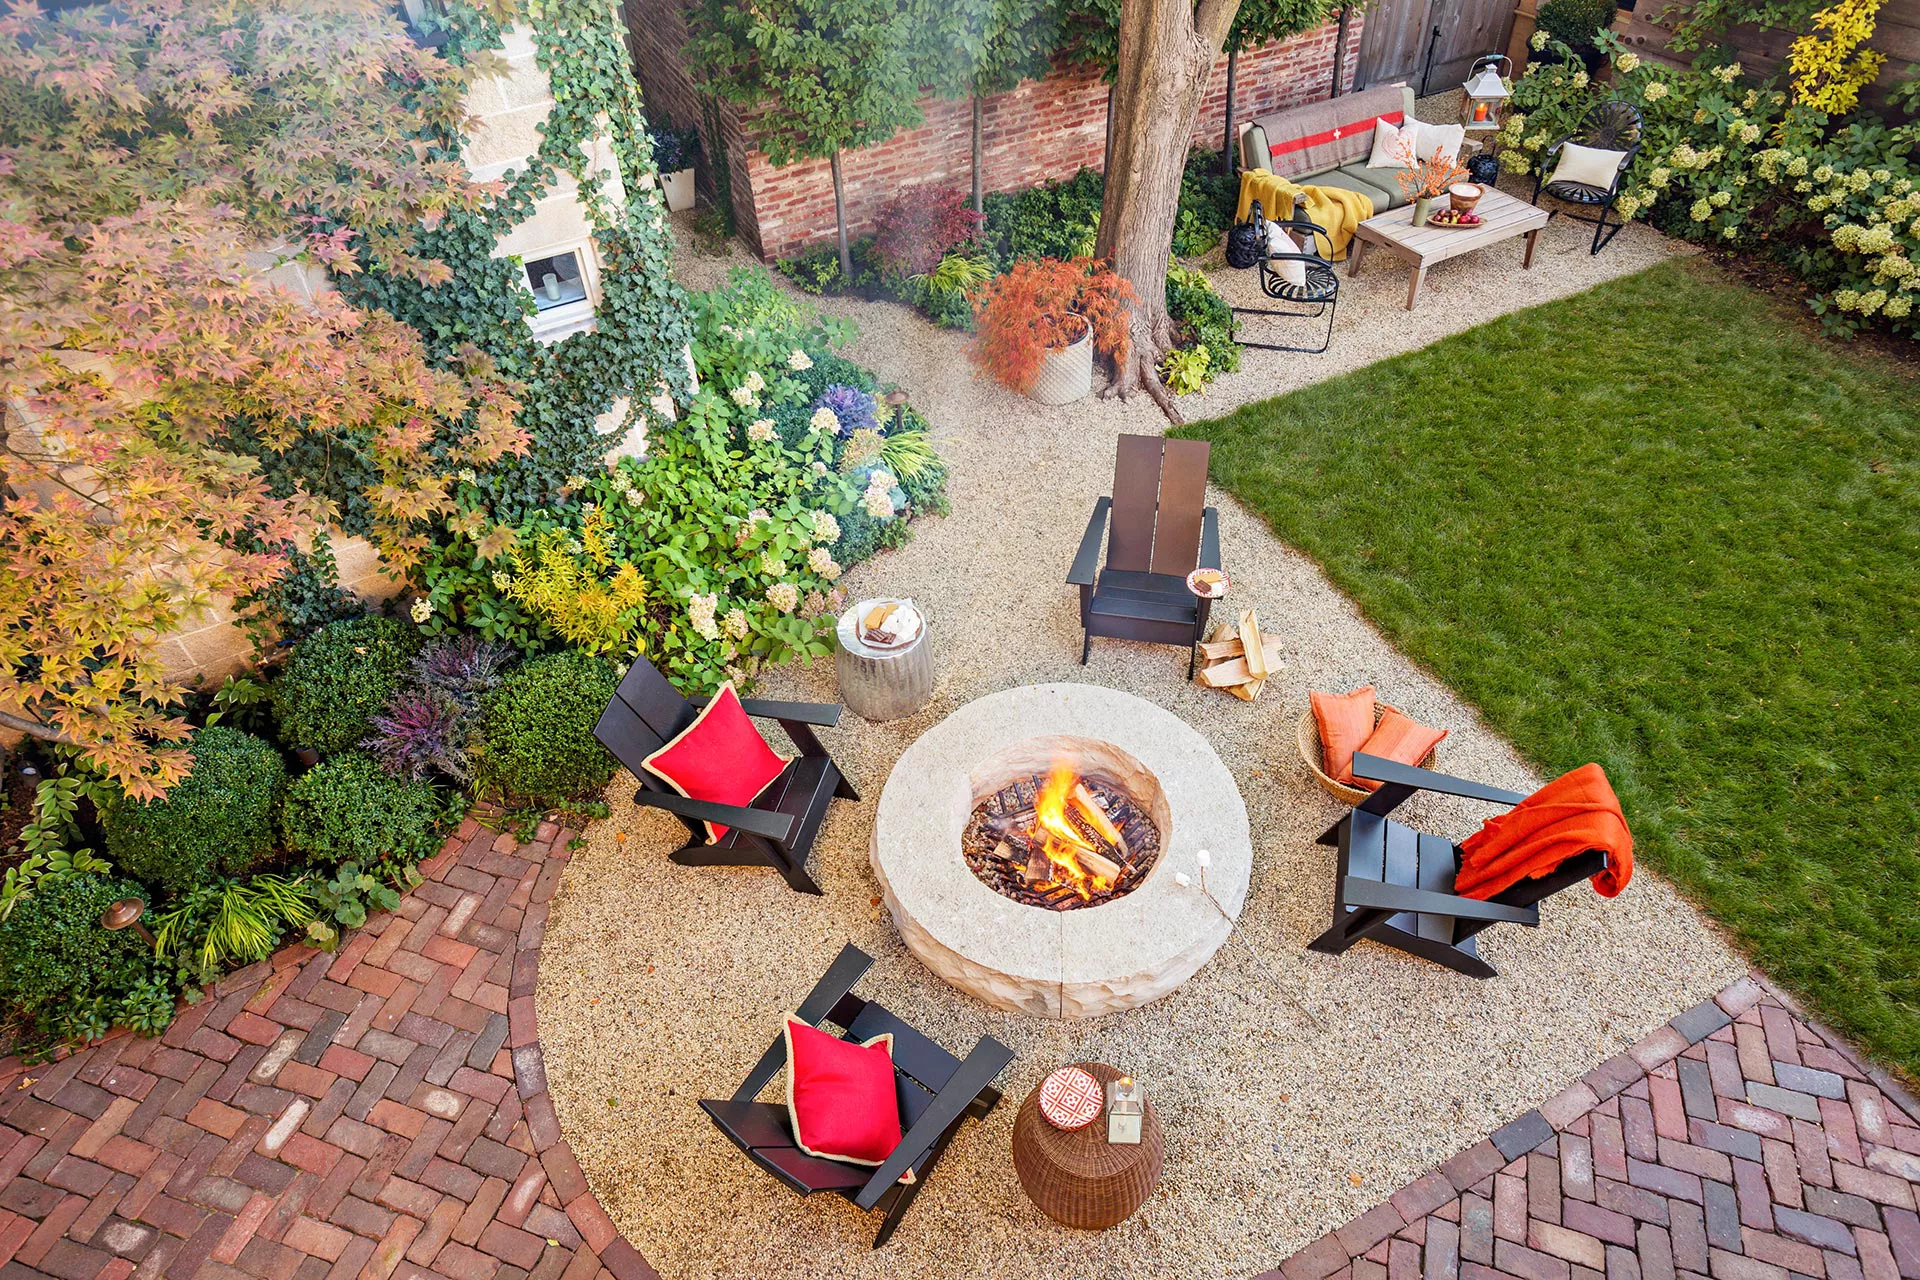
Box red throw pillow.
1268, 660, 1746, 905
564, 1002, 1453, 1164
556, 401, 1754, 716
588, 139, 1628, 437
1310, 686, 1376, 784
784, 1018, 909, 1176
641, 683, 789, 842
1351, 707, 1448, 791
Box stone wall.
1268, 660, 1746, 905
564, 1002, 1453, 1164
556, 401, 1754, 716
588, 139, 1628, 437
621, 1, 1364, 260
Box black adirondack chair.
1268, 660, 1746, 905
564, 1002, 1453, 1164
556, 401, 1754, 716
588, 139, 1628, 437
1530, 99, 1645, 255
1068, 435, 1220, 676
699, 944, 1014, 1249
1307, 753, 1611, 979
591, 658, 856, 896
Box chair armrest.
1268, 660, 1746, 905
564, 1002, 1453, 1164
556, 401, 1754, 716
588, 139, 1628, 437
735, 943, 874, 1100
1199, 507, 1221, 572
739, 698, 841, 728
1271, 216, 1334, 259
1067, 497, 1111, 586
632, 789, 796, 843
1351, 754, 1527, 806
1341, 877, 1538, 924
855, 1036, 1015, 1210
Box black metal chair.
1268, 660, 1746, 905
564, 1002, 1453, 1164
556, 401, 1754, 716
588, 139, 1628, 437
1530, 99, 1644, 255
591, 658, 856, 895
1068, 435, 1220, 676
699, 944, 1014, 1248
1307, 753, 1612, 978
1230, 200, 1341, 353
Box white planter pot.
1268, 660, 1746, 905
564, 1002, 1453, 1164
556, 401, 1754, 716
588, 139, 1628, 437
662, 168, 695, 212
1027, 319, 1093, 405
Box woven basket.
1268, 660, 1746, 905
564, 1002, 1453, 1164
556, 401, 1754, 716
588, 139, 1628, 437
1027, 316, 1093, 406
1296, 702, 1438, 806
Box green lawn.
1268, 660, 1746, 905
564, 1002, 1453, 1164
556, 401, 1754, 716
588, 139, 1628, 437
1178, 259, 1920, 1078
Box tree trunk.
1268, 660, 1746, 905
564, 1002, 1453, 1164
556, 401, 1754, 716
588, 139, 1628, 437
1096, 0, 1243, 419
830, 147, 853, 282
1221, 44, 1239, 179
971, 91, 985, 214
1103, 83, 1116, 175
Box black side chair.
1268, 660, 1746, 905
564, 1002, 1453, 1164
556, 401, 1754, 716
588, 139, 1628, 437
592, 658, 856, 895
1068, 435, 1220, 676
1231, 199, 1341, 353
699, 944, 1014, 1249
1307, 753, 1611, 979
1530, 99, 1644, 255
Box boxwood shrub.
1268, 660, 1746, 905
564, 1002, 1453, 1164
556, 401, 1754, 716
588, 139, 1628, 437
272, 615, 421, 755
0, 874, 153, 1026
102, 726, 286, 896
479, 650, 620, 806
280, 751, 451, 876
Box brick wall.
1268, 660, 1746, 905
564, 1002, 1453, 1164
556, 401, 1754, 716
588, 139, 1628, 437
622, 2, 1364, 261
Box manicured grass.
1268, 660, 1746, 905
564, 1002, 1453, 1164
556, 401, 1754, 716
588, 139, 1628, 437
1178, 259, 1919, 1077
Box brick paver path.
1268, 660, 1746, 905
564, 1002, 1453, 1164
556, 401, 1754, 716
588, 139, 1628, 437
0, 819, 656, 1280
1263, 977, 1920, 1280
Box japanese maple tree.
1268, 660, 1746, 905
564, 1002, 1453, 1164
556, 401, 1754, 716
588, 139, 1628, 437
0, 0, 525, 798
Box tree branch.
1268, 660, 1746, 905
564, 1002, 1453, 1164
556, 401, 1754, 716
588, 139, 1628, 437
0, 709, 83, 747
1194, 0, 1246, 54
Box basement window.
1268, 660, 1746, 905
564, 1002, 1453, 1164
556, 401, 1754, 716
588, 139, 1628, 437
525, 251, 589, 311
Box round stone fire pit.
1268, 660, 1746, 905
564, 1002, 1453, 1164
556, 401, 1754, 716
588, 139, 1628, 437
871, 684, 1252, 1018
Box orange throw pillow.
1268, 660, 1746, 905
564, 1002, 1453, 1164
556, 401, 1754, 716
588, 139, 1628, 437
1310, 686, 1376, 784
1351, 708, 1448, 791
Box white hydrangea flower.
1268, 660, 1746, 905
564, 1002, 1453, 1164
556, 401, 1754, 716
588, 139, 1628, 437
809, 407, 839, 435
688, 592, 720, 641
723, 608, 750, 639
760, 551, 787, 576
1530, 28, 1547, 49
623, 484, 644, 507
457, 468, 478, 483
810, 510, 840, 543
1738, 124, 1761, 144
807, 547, 841, 580
766, 582, 799, 614
743, 369, 765, 394
809, 460, 829, 479
730, 384, 759, 408
788, 349, 812, 371
1710, 190, 1732, 208
1691, 198, 1713, 221
410, 598, 434, 624
862, 487, 895, 519
1616, 52, 1640, 73
1644, 81, 1669, 101
748, 508, 770, 526
491, 570, 511, 590
867, 468, 895, 490
747, 419, 776, 444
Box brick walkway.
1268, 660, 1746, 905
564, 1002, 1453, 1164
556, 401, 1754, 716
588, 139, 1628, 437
0, 819, 656, 1280
4, 823, 1917, 1280
1263, 977, 1920, 1280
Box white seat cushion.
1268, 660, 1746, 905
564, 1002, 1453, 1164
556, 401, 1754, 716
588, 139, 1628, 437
1549, 142, 1630, 190
1419, 122, 1465, 166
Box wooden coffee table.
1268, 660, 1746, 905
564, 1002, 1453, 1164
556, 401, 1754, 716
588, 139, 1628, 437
1348, 185, 1551, 310
1011, 1062, 1163, 1229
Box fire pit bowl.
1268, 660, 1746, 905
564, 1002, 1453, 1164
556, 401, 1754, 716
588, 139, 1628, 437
871, 683, 1252, 1018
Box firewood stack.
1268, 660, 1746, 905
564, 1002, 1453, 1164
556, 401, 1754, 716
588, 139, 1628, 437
1194, 608, 1283, 702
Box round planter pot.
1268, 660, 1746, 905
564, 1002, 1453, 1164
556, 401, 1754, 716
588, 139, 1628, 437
291, 747, 321, 771
1028, 318, 1094, 406
662, 168, 695, 213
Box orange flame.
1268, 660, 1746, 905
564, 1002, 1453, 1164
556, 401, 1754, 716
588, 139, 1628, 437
1031, 763, 1115, 900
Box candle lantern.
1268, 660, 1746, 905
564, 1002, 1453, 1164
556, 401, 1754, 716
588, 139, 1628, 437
1461, 55, 1512, 134
1106, 1075, 1145, 1145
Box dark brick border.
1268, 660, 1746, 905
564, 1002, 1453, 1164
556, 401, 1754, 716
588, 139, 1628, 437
0, 819, 659, 1280
1260, 974, 1920, 1280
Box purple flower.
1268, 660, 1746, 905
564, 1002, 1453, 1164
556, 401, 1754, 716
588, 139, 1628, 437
412, 636, 513, 712
809, 384, 878, 437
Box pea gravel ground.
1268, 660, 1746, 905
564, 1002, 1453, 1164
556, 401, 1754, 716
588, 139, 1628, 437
534, 177, 1743, 1280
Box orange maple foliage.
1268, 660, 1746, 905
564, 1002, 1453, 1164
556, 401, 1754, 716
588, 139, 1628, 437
970, 257, 1137, 395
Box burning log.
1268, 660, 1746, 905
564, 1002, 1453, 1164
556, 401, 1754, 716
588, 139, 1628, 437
1070, 782, 1128, 856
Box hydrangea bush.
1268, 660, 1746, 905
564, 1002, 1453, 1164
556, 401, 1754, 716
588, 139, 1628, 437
1504, 32, 1919, 336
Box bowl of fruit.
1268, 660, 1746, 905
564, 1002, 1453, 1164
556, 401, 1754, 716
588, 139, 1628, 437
1427, 205, 1483, 229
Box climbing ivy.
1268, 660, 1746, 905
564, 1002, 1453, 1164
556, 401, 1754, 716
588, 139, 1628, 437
330, 0, 696, 529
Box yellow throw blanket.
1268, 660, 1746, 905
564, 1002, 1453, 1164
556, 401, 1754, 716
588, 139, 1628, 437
1235, 170, 1375, 262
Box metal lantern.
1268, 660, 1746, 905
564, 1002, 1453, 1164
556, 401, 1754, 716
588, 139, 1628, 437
1106, 1075, 1145, 1145
1462, 55, 1512, 133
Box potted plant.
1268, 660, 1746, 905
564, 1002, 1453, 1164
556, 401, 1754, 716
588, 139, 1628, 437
1534, 0, 1618, 73
650, 124, 701, 213
1395, 141, 1470, 227
970, 257, 1135, 405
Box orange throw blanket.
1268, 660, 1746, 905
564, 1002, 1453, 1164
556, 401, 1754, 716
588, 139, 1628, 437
1455, 764, 1634, 901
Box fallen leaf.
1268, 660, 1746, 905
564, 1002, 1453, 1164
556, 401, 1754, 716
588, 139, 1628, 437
1348, 1173, 1363, 1186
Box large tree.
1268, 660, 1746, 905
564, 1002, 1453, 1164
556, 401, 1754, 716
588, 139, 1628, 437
688, 0, 928, 281
0, 0, 524, 797
1093, 0, 1245, 413
922, 0, 1062, 212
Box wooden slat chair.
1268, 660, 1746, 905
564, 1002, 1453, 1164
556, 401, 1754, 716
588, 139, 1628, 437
591, 658, 857, 896
1307, 753, 1611, 978
700, 944, 1015, 1249
1068, 435, 1221, 676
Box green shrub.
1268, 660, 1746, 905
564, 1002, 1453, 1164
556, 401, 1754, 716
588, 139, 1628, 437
983, 167, 1104, 263
1174, 149, 1238, 257
1536, 0, 1616, 47
1166, 264, 1242, 381
0, 874, 154, 1030
272, 615, 422, 754
479, 651, 621, 806
102, 727, 286, 896
280, 751, 451, 877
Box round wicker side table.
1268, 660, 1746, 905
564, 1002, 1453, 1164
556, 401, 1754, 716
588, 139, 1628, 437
1012, 1062, 1164, 1229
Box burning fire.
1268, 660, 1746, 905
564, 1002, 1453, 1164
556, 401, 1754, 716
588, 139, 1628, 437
1031, 763, 1122, 900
